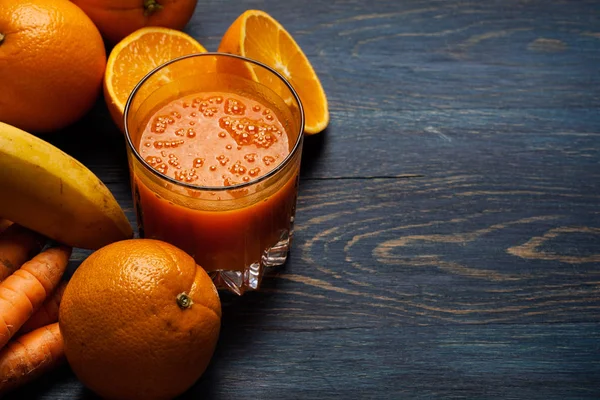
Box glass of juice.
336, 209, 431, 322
123, 53, 304, 295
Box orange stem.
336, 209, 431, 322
0, 33, 4, 45
176, 292, 193, 309
143, 0, 163, 16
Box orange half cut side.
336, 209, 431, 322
104, 27, 207, 132
219, 10, 329, 135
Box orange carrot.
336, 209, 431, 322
0, 323, 64, 394
0, 219, 12, 235
18, 280, 68, 335
0, 224, 46, 282
0, 245, 71, 350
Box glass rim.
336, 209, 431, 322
123, 52, 305, 192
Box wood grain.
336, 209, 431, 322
6, 0, 600, 398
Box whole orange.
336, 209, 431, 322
70, 0, 199, 44
58, 239, 222, 400
0, 0, 106, 133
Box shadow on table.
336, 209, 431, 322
300, 127, 328, 178
1, 363, 93, 400
3, 284, 281, 400
179, 274, 283, 399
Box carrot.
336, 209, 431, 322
18, 280, 68, 335
0, 245, 71, 350
0, 223, 46, 282
0, 323, 64, 394
0, 219, 12, 235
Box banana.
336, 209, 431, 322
0, 121, 133, 249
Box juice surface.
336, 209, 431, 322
133, 90, 299, 274
139, 92, 290, 186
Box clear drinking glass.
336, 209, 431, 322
123, 53, 304, 295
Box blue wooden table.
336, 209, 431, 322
8, 0, 600, 398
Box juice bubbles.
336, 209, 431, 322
124, 53, 304, 295
139, 93, 290, 187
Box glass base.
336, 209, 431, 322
208, 230, 292, 295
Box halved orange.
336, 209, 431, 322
218, 10, 329, 135
104, 27, 207, 132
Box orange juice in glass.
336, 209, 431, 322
124, 53, 304, 295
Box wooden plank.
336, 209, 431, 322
47, 105, 600, 181
289, 178, 600, 326
186, 322, 600, 399
52, 176, 600, 328
6, 323, 600, 399
300, 107, 600, 179
182, 0, 600, 111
